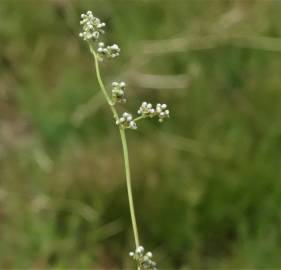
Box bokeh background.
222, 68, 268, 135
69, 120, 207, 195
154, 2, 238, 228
1, 0, 281, 269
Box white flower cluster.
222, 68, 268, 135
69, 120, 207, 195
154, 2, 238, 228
138, 102, 170, 122
79, 11, 106, 41
116, 112, 137, 130
129, 246, 157, 270
79, 11, 170, 131
137, 102, 155, 117
97, 42, 120, 59
156, 103, 170, 122
79, 11, 121, 59
112, 81, 126, 103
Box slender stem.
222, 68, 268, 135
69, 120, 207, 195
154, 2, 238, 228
133, 115, 146, 122
119, 128, 140, 247
89, 43, 118, 119
89, 43, 140, 249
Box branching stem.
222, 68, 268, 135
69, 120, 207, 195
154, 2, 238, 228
88, 42, 140, 249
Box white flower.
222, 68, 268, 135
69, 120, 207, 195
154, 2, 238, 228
137, 102, 170, 122
146, 252, 152, 258
112, 81, 126, 103
129, 246, 157, 270
97, 42, 120, 59
116, 112, 137, 130
79, 11, 106, 41
156, 103, 169, 122
138, 102, 155, 118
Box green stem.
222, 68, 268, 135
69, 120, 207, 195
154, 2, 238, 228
119, 128, 140, 247
89, 42, 140, 249
89, 43, 118, 119
133, 115, 146, 122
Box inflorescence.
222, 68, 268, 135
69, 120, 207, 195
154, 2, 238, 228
79, 10, 170, 131
79, 10, 170, 268
79, 11, 106, 41
138, 102, 170, 122
129, 246, 157, 270
97, 42, 120, 59
116, 112, 137, 130
112, 81, 126, 103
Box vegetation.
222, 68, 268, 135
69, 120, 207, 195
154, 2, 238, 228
1, 0, 281, 268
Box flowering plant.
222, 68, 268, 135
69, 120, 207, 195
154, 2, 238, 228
79, 11, 170, 269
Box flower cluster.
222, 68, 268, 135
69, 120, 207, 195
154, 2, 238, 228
79, 11, 106, 41
155, 103, 170, 122
97, 42, 120, 59
138, 102, 170, 122
112, 81, 126, 103
129, 246, 157, 270
79, 11, 171, 127
116, 112, 137, 130
137, 102, 155, 117
79, 11, 120, 60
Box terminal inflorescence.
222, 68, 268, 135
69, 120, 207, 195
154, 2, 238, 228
79, 11, 106, 41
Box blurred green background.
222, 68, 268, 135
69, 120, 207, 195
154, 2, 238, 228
1, 0, 281, 269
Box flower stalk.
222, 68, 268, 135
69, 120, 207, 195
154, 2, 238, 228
89, 42, 140, 248
80, 10, 169, 270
